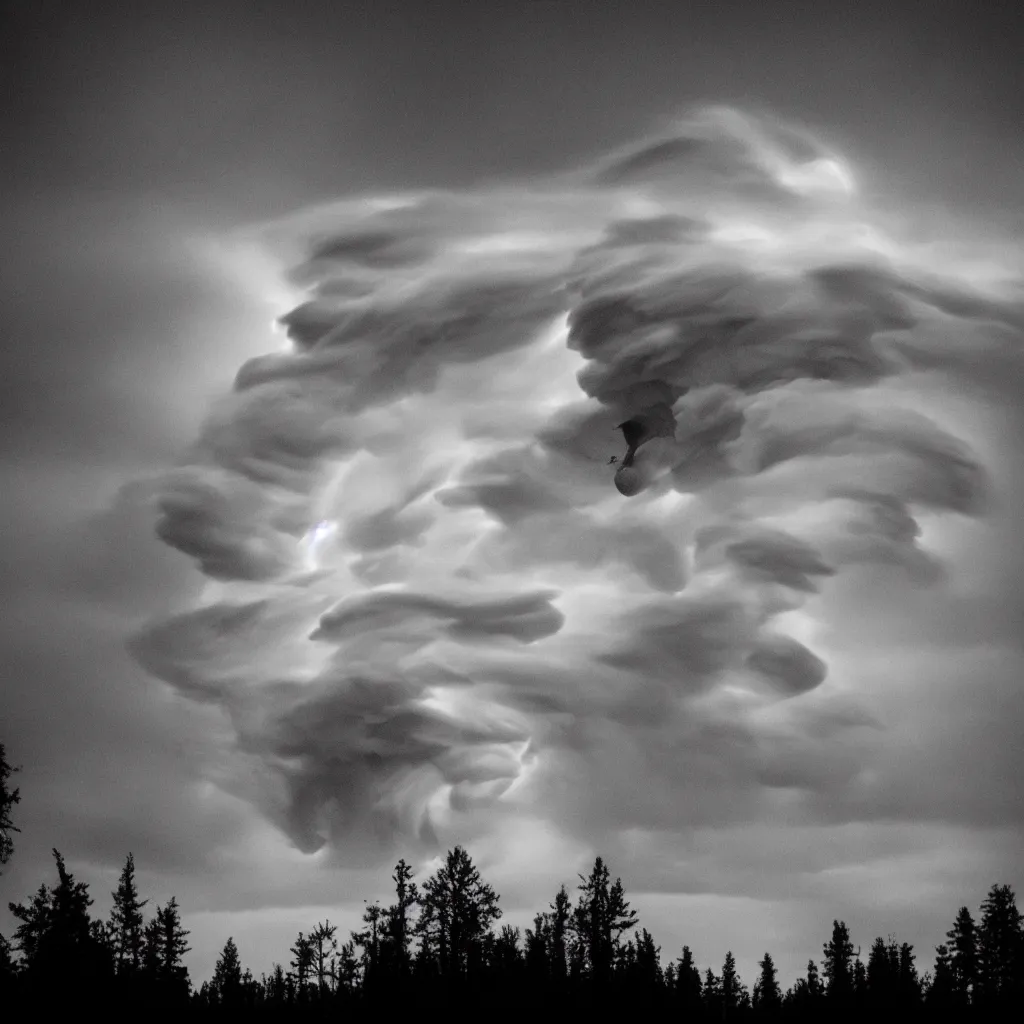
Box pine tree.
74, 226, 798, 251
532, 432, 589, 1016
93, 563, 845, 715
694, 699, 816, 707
290, 931, 314, 1002
945, 905, 977, 1006
634, 927, 663, 1007
142, 914, 162, 979
383, 859, 419, 979
753, 951, 782, 1016
896, 941, 921, 1010
309, 920, 338, 995
335, 938, 360, 994
675, 945, 703, 1016
524, 912, 550, 984
8, 849, 110, 996
721, 950, 746, 1018
492, 923, 523, 986
866, 936, 894, 1009
570, 857, 637, 986
109, 853, 148, 975
704, 966, 723, 1019
976, 883, 1023, 1009
805, 958, 823, 1005
822, 919, 855, 1011
548, 882, 571, 983
0, 744, 20, 871
155, 897, 191, 998
354, 903, 382, 989
8, 884, 51, 970
211, 936, 243, 1006
266, 962, 287, 1004
852, 952, 867, 1012
928, 942, 955, 1008
416, 845, 501, 982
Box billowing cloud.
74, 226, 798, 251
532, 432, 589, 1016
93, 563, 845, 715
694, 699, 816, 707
134, 105, 1024, 866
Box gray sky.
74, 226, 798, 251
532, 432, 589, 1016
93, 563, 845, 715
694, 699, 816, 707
1, 0, 1022, 988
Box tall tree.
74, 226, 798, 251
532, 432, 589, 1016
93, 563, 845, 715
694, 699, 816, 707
8, 849, 110, 994
0, 744, 20, 871
805, 958, 823, 1003
109, 853, 147, 975
753, 951, 782, 1016
571, 857, 637, 986
416, 845, 501, 982
822, 919, 855, 1008
633, 927, 663, 1007
548, 883, 572, 983
354, 903, 382, 988
976, 883, 1023, 1009
309, 920, 338, 996
265, 962, 287, 1004
492, 923, 524, 986
703, 966, 723, 1019
945, 905, 977, 1007
721, 949, 746, 1018
8, 884, 51, 970
866, 936, 895, 1009
211, 936, 243, 1006
674, 945, 703, 1016
524, 912, 551, 985
896, 941, 921, 1010
852, 952, 867, 1012
289, 932, 314, 1002
335, 938, 361, 995
383, 859, 419, 979
928, 942, 955, 1008
154, 897, 191, 998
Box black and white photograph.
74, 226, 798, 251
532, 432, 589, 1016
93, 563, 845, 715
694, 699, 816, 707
1, 1, 1022, 1017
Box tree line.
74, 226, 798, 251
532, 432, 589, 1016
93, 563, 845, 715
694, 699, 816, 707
2, 743, 1021, 1018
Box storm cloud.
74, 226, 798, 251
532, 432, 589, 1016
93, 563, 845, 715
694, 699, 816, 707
134, 105, 1022, 863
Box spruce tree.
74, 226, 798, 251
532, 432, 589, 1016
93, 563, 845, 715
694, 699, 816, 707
354, 904, 382, 988
822, 918, 855, 1017
267, 962, 287, 1004
0, 744, 20, 871
896, 941, 921, 1010
383, 859, 419, 979
309, 920, 338, 995
109, 853, 147, 975
805, 958, 823, 1003
753, 951, 782, 1016
704, 966, 723, 1019
675, 945, 702, 1016
8, 884, 51, 970
211, 936, 243, 1006
945, 905, 977, 1006
8, 850, 110, 996
549, 882, 572, 983
976, 883, 1023, 1009
142, 914, 162, 979
852, 952, 867, 1012
290, 931, 314, 1002
416, 845, 501, 982
524, 912, 550, 984
155, 897, 191, 998
570, 857, 637, 986
634, 927, 663, 1007
721, 949, 746, 1018
928, 942, 955, 1008
866, 936, 894, 1009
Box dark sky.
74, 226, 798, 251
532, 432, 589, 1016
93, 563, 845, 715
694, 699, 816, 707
2, 0, 1022, 988
4, 1, 1024, 218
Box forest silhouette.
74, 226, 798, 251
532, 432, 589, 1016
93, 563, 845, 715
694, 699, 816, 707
2, 743, 1021, 1019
